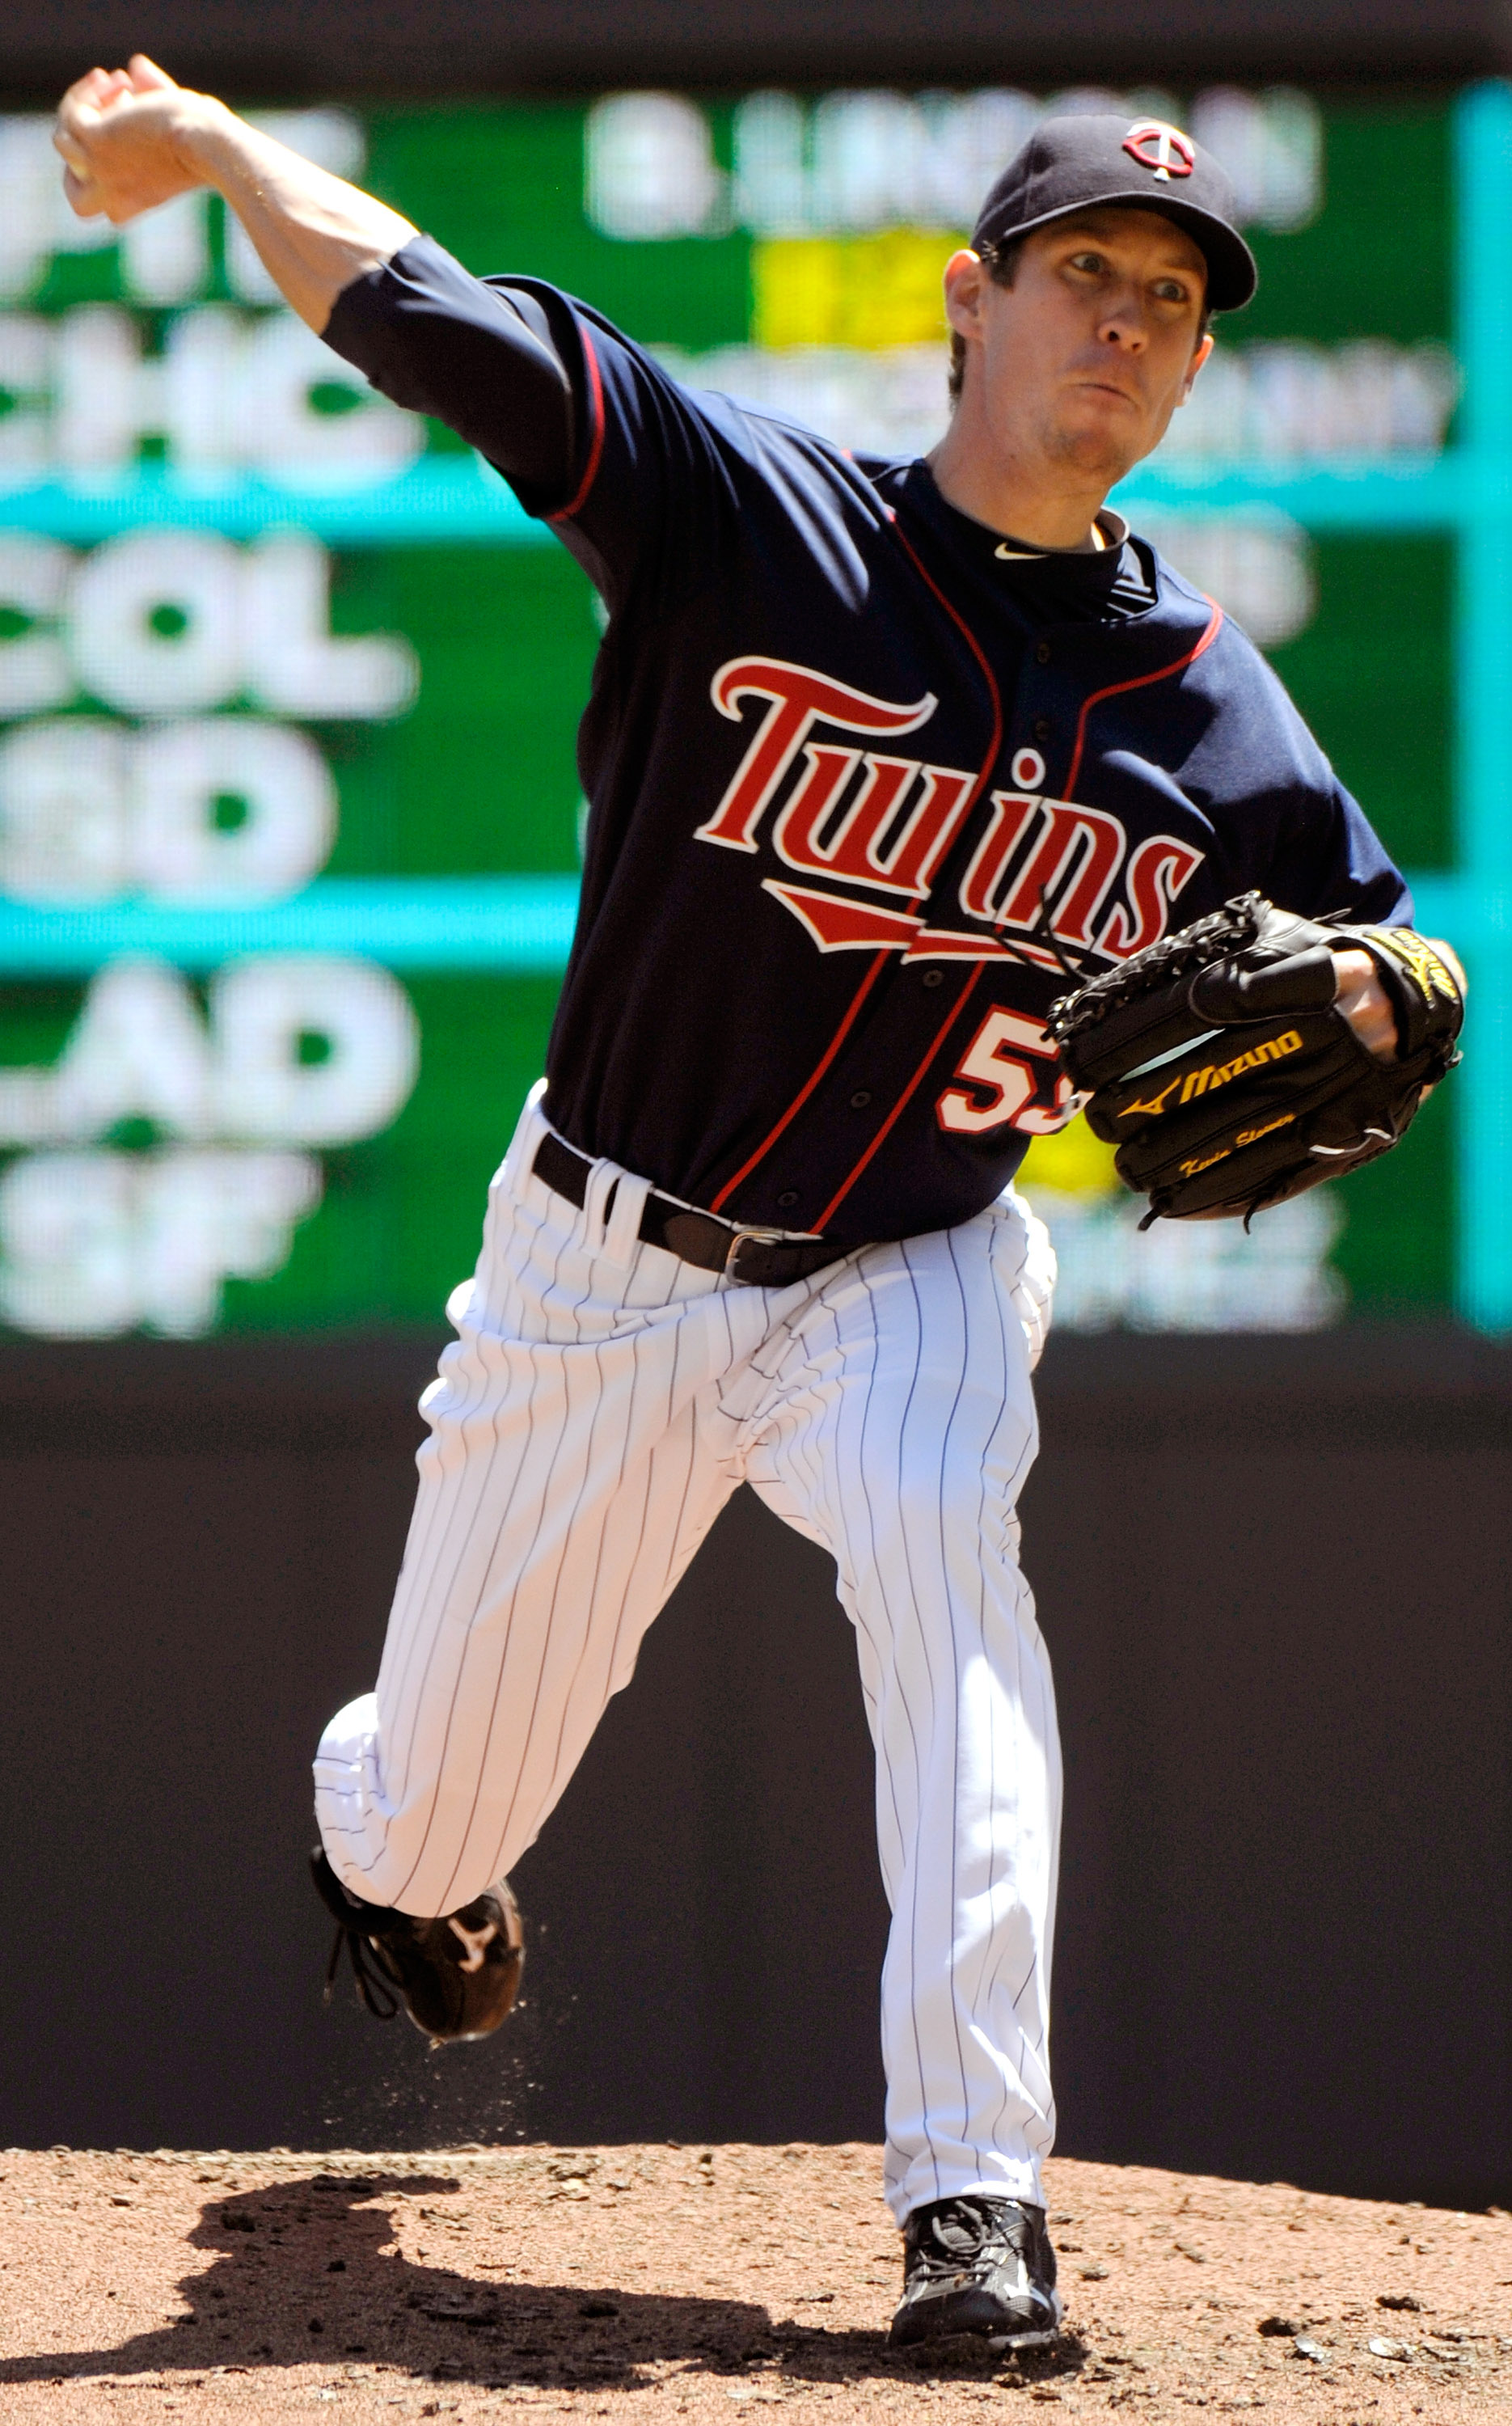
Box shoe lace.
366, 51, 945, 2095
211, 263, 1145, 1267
324, 1921, 402, 2022
910, 2195, 1032, 2280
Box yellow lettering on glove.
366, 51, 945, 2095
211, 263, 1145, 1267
1121, 1029, 1304, 1122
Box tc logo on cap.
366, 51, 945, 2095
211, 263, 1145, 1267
1122, 120, 1197, 182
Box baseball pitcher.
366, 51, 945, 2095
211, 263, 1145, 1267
56, 57, 1462, 2352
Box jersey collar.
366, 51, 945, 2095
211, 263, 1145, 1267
887, 461, 1156, 626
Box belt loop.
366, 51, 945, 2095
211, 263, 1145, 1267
581, 1156, 650, 1267
581, 1157, 619, 1254
602, 1166, 650, 1266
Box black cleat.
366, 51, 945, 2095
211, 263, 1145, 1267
310, 1845, 524, 2047
889, 2192, 1062, 2352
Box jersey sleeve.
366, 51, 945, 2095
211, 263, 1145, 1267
1265, 765, 1415, 929
321, 233, 754, 609
1185, 616, 1415, 929
323, 234, 576, 499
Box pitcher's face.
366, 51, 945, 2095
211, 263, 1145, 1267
947, 206, 1214, 487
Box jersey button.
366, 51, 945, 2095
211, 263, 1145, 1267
1035, 641, 1052, 666
777, 1190, 799, 1209
921, 968, 944, 987
850, 1090, 872, 1109
1033, 715, 1052, 743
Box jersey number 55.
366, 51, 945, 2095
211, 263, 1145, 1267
936, 1008, 1084, 1137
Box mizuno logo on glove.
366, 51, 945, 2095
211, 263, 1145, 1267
1120, 1028, 1304, 1121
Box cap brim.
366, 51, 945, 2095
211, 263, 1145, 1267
977, 191, 1257, 313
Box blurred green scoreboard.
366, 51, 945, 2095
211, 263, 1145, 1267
0, 82, 1501, 1338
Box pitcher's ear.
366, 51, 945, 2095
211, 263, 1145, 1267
1181, 328, 1215, 402
943, 250, 989, 342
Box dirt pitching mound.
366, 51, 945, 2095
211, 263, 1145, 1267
0, 2144, 1507, 2420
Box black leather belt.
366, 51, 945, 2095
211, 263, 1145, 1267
531, 1131, 844, 1287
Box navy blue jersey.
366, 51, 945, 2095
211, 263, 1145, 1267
326, 237, 1410, 1248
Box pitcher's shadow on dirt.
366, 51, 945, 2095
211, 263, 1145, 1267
0, 2175, 1084, 2393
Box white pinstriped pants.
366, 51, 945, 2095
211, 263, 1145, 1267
315, 1084, 1062, 2223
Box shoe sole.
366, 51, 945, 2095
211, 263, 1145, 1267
890, 2320, 1062, 2358
986, 2325, 1061, 2354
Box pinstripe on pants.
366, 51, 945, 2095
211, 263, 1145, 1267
315, 1084, 1061, 2223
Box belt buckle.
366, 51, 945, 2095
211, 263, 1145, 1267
724, 1224, 786, 1277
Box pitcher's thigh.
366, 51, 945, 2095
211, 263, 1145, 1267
745, 1215, 1050, 1830
316, 1324, 732, 1916
758, 1217, 1039, 1590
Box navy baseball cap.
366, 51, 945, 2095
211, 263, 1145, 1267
971, 114, 1258, 313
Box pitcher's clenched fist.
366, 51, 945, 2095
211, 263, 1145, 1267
55, 53, 415, 330
53, 54, 211, 223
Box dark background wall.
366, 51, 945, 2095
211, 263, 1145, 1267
0, 1326, 1506, 2205
6, 0, 1509, 98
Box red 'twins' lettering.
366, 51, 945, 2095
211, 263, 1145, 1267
959, 792, 1126, 948
771, 751, 978, 897
1096, 834, 1204, 957
696, 658, 937, 853
695, 654, 1205, 963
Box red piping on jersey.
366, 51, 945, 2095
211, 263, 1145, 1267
1063, 597, 1224, 797
804, 523, 1003, 1230
710, 520, 1003, 1224
811, 964, 986, 1235
707, 949, 891, 1212
548, 323, 606, 525
891, 525, 1004, 784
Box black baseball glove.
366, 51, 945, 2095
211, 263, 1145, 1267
1045, 894, 1463, 1225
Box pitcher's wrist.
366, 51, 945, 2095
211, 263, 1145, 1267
172, 93, 245, 189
